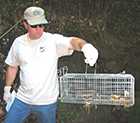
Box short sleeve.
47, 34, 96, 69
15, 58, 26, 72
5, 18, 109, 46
5, 40, 19, 67
53, 34, 74, 57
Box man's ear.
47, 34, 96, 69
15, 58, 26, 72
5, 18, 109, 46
22, 20, 28, 30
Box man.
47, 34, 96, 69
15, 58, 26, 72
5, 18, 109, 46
3, 6, 98, 123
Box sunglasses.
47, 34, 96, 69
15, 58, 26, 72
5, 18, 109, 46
30, 24, 45, 28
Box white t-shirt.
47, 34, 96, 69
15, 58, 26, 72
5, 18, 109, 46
5, 32, 73, 105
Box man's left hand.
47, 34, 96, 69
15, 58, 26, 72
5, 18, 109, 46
81, 43, 98, 66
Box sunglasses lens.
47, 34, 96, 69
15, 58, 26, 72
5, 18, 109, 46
30, 24, 44, 28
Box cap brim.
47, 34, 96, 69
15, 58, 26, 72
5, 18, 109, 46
27, 17, 48, 25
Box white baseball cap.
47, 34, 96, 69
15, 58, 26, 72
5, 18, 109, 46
24, 6, 48, 25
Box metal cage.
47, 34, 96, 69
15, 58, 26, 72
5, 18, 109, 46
59, 73, 135, 107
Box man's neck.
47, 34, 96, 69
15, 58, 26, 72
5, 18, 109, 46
28, 34, 40, 40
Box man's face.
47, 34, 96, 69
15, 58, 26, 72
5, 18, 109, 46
27, 24, 45, 39
23, 21, 45, 39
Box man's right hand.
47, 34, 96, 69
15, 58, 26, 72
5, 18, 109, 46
3, 86, 12, 103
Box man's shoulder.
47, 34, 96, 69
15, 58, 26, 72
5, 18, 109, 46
43, 32, 61, 41
43, 32, 63, 38
16, 34, 26, 40
14, 34, 27, 44
10, 34, 26, 47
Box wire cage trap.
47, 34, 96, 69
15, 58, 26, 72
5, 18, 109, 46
59, 73, 135, 107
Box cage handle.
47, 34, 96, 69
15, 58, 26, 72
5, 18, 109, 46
85, 63, 97, 74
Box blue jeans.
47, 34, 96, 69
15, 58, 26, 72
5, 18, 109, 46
4, 98, 57, 123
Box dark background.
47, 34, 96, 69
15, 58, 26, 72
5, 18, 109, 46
0, 0, 139, 123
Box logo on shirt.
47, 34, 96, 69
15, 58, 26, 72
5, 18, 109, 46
40, 47, 46, 52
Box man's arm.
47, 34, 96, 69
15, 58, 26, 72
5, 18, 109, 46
70, 37, 86, 51
70, 37, 99, 66
5, 65, 18, 86
3, 65, 18, 103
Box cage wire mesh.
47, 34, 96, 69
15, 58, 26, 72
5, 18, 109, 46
58, 68, 135, 108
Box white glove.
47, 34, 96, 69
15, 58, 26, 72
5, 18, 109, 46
81, 43, 98, 66
6, 91, 16, 112
3, 86, 16, 112
3, 86, 12, 103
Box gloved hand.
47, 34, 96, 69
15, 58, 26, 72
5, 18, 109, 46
81, 43, 98, 66
3, 86, 12, 103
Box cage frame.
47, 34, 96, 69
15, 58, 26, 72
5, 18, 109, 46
59, 73, 135, 107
